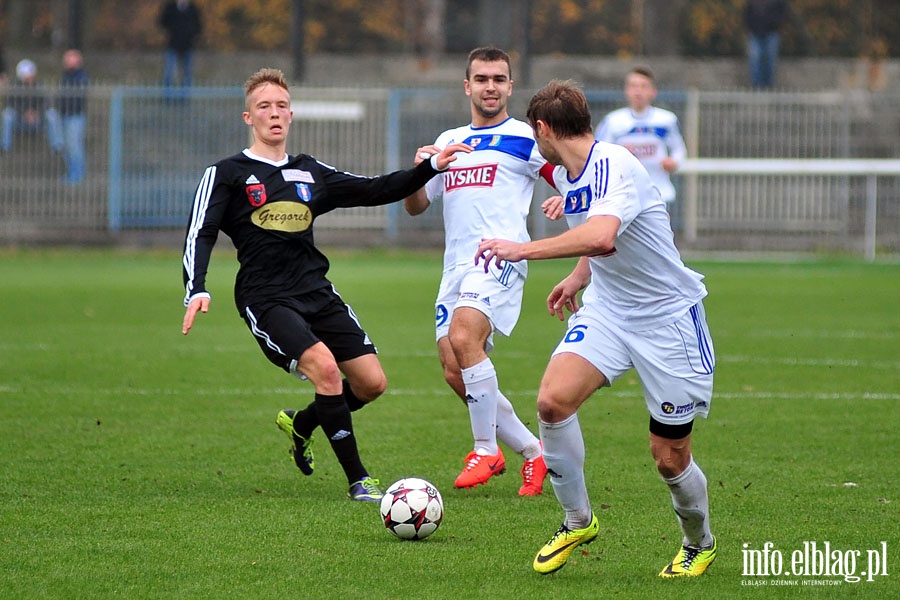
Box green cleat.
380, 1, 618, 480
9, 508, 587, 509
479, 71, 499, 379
659, 537, 718, 578
348, 477, 383, 502
533, 513, 600, 574
276, 409, 314, 476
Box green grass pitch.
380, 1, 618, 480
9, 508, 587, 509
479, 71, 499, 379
0, 248, 897, 599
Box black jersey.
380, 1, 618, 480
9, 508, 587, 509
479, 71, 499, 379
183, 150, 439, 314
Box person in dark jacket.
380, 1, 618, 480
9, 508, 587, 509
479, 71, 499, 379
744, 0, 788, 87
58, 49, 89, 183
1, 58, 63, 154
0, 47, 7, 84
158, 0, 203, 88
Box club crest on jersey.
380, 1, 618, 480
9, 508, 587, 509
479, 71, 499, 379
246, 183, 267, 207
444, 164, 498, 191
295, 183, 312, 202
565, 186, 591, 214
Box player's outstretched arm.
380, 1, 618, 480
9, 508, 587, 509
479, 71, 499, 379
182, 295, 210, 335
404, 144, 441, 216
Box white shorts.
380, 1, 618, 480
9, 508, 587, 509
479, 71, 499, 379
551, 302, 715, 425
435, 261, 525, 351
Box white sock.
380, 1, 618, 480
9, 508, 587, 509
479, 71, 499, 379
540, 413, 591, 529
461, 358, 499, 455
664, 459, 713, 547
496, 392, 540, 460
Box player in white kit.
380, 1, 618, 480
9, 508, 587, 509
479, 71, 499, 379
477, 80, 717, 577
595, 66, 686, 208
405, 47, 559, 496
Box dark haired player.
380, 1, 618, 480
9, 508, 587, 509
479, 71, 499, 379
405, 47, 559, 496
477, 80, 716, 577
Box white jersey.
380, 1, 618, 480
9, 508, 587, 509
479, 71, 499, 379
595, 106, 686, 204
424, 117, 547, 274
553, 141, 706, 331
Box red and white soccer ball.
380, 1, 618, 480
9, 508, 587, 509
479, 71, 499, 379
380, 477, 444, 540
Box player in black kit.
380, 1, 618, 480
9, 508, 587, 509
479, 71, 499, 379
182, 68, 470, 501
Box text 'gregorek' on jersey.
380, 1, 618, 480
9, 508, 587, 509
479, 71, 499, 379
183, 149, 442, 314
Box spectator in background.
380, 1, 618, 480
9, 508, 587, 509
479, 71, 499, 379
595, 66, 686, 212
1, 59, 63, 154
0, 48, 8, 85
744, 0, 788, 88
58, 49, 89, 184
158, 0, 203, 89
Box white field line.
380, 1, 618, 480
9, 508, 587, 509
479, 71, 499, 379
718, 355, 900, 370
1, 385, 897, 402
720, 329, 899, 340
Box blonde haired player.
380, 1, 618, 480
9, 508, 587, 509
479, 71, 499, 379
183, 68, 470, 502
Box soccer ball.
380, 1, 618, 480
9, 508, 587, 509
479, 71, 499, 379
380, 477, 444, 540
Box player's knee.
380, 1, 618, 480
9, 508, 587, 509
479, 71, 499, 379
301, 353, 343, 391
650, 439, 691, 479
446, 328, 475, 357
356, 373, 387, 401
536, 389, 570, 424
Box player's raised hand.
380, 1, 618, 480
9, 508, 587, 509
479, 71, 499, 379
414, 145, 442, 165
182, 295, 210, 335
542, 195, 564, 221
433, 142, 473, 170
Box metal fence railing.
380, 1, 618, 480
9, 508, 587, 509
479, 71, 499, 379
1, 84, 898, 258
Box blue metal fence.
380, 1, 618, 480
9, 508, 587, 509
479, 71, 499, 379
0, 84, 898, 255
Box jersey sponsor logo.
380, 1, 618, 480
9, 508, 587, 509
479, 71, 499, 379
251, 201, 312, 232
624, 143, 658, 159
246, 183, 267, 207
444, 164, 498, 190
282, 169, 315, 183
295, 183, 311, 202
565, 186, 591, 214
661, 401, 693, 416
245, 174, 261, 184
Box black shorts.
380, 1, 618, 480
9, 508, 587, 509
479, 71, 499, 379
241, 287, 377, 373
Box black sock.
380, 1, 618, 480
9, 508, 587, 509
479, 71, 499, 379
291, 403, 318, 440
314, 392, 367, 484
293, 379, 366, 439
342, 379, 367, 412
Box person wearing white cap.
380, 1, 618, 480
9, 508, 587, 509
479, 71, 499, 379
1, 58, 63, 153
